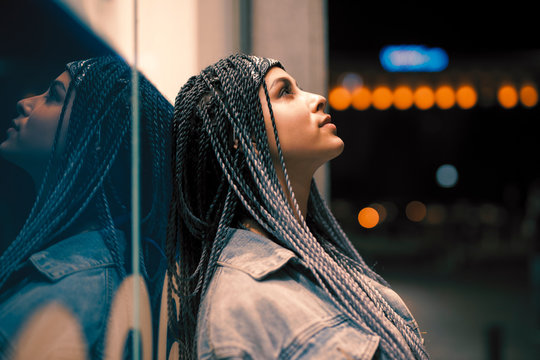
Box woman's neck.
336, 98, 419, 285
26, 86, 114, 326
241, 217, 271, 238
241, 162, 314, 238
274, 162, 313, 222
282, 175, 310, 220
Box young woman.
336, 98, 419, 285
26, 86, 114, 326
0, 56, 173, 358
167, 53, 429, 359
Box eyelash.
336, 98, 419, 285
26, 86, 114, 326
45, 87, 60, 103
279, 83, 293, 97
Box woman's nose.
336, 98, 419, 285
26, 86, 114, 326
16, 97, 34, 117
313, 93, 327, 113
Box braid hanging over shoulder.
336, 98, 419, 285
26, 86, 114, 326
167, 53, 429, 360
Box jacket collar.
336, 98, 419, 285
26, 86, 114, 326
29, 230, 125, 282
217, 228, 297, 280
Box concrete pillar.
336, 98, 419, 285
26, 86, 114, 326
197, 0, 241, 69
251, 0, 330, 201
56, 0, 199, 103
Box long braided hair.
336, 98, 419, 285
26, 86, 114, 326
167, 54, 429, 359
0, 55, 173, 290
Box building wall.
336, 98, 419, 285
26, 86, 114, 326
252, 0, 330, 199
57, 0, 330, 198
56, 0, 199, 104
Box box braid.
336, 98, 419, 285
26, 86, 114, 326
167, 54, 429, 359
0, 56, 173, 292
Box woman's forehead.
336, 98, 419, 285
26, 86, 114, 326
264, 67, 293, 83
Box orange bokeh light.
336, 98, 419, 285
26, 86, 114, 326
456, 85, 477, 109
435, 85, 456, 109
413, 86, 435, 110
520, 85, 538, 108
405, 201, 427, 222
352, 87, 371, 110
393, 86, 414, 110
426, 204, 446, 225
328, 86, 352, 111
498, 85, 518, 109
358, 207, 379, 229
372, 86, 393, 110
370, 203, 388, 223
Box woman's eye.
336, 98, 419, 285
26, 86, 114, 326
45, 88, 60, 103
279, 85, 293, 97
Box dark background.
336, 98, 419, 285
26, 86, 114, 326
326, 2, 540, 266
328, 1, 540, 359
326, 3, 539, 358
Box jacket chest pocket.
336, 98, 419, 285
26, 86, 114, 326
280, 317, 380, 360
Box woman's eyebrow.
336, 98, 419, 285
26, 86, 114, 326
269, 77, 300, 91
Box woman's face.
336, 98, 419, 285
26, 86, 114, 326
259, 67, 344, 175
0, 71, 73, 180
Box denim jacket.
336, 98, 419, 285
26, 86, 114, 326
0, 230, 124, 359
197, 228, 422, 360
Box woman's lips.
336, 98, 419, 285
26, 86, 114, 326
322, 122, 337, 132
319, 115, 332, 127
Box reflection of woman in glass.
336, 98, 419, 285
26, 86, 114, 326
0, 56, 172, 357
167, 54, 428, 359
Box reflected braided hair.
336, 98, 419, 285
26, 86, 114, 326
167, 53, 429, 359
0, 55, 173, 289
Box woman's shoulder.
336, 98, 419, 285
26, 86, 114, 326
197, 229, 381, 360
201, 228, 349, 319
0, 230, 125, 357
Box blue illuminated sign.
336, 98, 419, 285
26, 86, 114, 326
380, 45, 448, 72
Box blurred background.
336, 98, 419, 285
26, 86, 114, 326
1, 1, 538, 359
327, 3, 540, 360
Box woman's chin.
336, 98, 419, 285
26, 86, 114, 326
315, 140, 345, 167
329, 136, 345, 159
0, 141, 14, 162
